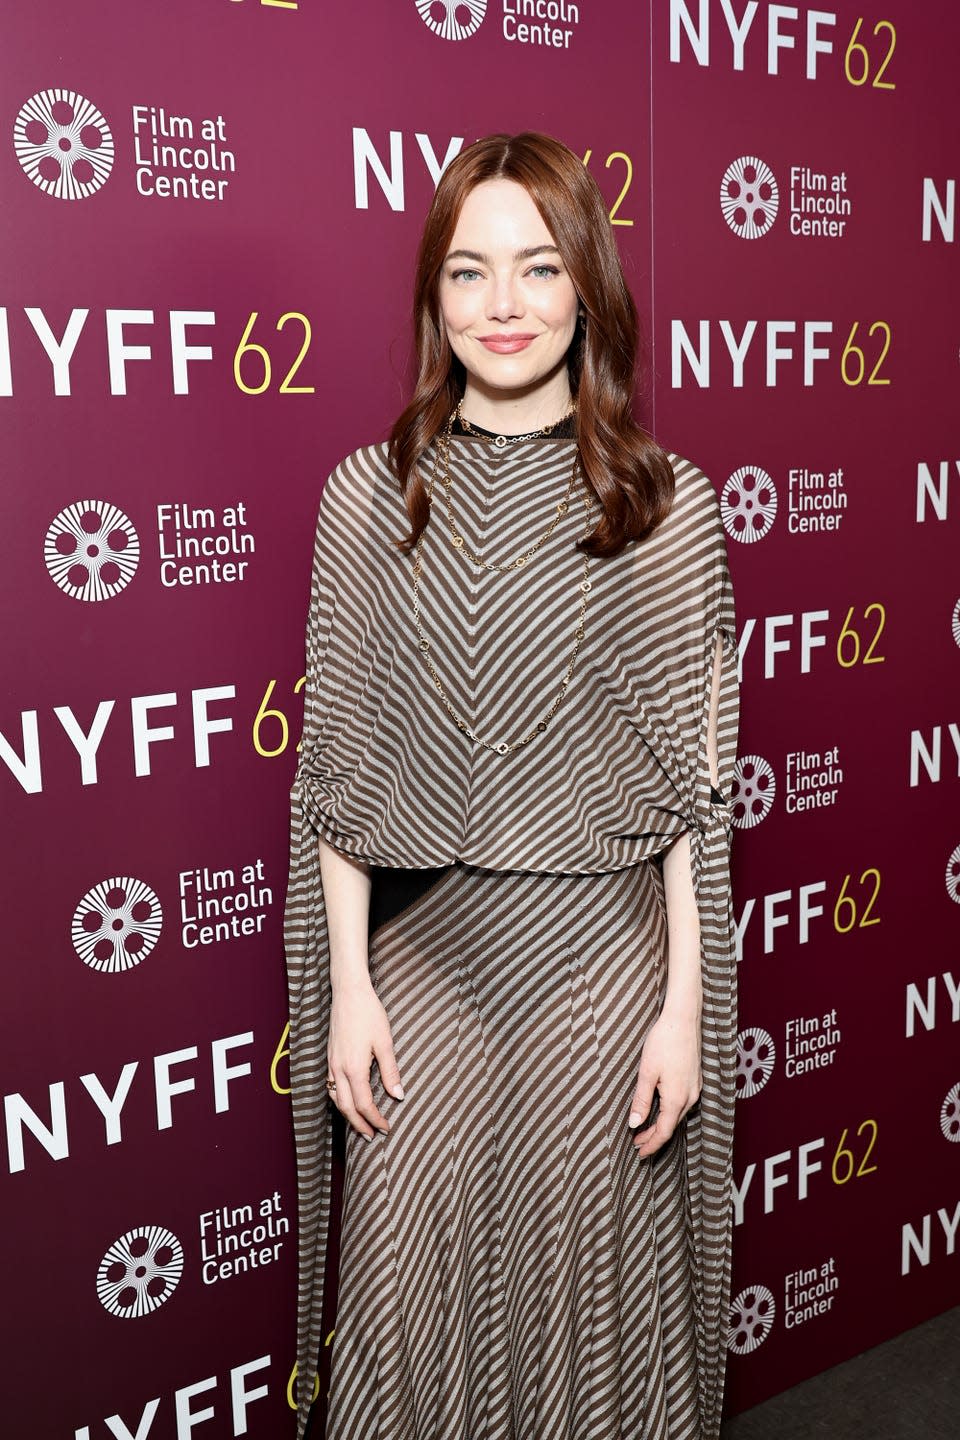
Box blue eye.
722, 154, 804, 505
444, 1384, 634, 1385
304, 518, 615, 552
451, 268, 481, 282
530, 264, 560, 278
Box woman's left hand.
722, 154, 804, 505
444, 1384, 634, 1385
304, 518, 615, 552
628, 1010, 702, 1157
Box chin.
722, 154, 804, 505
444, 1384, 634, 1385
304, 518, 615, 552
481, 357, 558, 384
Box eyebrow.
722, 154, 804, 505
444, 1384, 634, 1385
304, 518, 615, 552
444, 245, 561, 264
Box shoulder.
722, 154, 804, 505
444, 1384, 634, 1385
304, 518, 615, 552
321, 442, 395, 508
315, 443, 398, 536
665, 452, 720, 513
659, 451, 725, 543
633, 451, 726, 580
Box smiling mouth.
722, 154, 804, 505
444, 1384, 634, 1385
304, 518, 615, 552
476, 334, 537, 351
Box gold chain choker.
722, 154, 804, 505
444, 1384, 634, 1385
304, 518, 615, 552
455, 395, 577, 448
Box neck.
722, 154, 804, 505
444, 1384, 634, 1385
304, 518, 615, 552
460, 372, 573, 436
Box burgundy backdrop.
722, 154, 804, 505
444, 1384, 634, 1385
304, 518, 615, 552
2, 2, 957, 1436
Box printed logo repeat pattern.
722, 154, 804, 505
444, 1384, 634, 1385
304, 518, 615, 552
727, 1285, 776, 1355
3, 4, 957, 1433
730, 756, 777, 829
414, 0, 487, 41
736, 1027, 777, 1099
96, 1226, 184, 1317
720, 157, 779, 239
44, 502, 140, 602
721, 468, 779, 544
940, 1084, 960, 1143
13, 89, 114, 198
72, 878, 164, 973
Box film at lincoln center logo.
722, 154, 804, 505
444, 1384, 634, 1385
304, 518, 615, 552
721, 156, 779, 239
45, 501, 140, 602
13, 88, 114, 199
721, 467, 778, 543
97, 1225, 184, 1318
727, 1284, 776, 1355
72, 877, 164, 974
415, 0, 487, 41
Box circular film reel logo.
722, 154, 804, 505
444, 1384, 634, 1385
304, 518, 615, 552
14, 89, 114, 199
946, 845, 960, 905
730, 755, 776, 829
728, 1284, 776, 1355
941, 1084, 960, 1143
951, 598, 960, 649
722, 467, 778, 543
72, 877, 163, 974
736, 1027, 776, 1099
721, 157, 779, 239
414, 0, 486, 41
45, 501, 139, 602
97, 1226, 184, 1318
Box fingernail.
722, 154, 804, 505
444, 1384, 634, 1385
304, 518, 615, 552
362, 1132, 373, 1143
629, 1111, 643, 1127
393, 1085, 405, 1100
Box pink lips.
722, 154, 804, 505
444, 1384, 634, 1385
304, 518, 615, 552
477, 334, 536, 353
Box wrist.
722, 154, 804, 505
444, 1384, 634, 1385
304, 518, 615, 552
330, 957, 373, 994
659, 992, 702, 1025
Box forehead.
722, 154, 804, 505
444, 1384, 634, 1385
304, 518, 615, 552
449, 178, 554, 246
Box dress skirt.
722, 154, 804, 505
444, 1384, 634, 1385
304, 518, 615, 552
325, 858, 702, 1440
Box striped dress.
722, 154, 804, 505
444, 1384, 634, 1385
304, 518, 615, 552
282, 426, 740, 1439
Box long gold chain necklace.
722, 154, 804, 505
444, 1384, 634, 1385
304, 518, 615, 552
410, 404, 595, 756
436, 399, 579, 572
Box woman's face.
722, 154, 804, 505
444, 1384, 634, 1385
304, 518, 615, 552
438, 178, 579, 401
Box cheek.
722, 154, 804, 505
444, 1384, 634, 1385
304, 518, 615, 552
439, 288, 472, 337
541, 287, 579, 333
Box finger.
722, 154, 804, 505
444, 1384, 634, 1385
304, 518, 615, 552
375, 1040, 405, 1101
629, 1072, 658, 1128
334, 1073, 376, 1141
633, 1112, 673, 1155
347, 1069, 390, 1134
634, 1099, 683, 1154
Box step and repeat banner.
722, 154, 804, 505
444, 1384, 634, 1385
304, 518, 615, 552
2, 2, 957, 1436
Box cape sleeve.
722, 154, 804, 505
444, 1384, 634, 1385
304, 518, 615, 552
283, 447, 442, 1438
678, 469, 740, 1439
282, 462, 352, 1440
289, 457, 377, 859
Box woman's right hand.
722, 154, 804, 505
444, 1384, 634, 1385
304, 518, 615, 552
327, 974, 405, 1140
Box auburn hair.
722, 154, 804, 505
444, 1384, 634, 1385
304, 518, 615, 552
388, 131, 674, 558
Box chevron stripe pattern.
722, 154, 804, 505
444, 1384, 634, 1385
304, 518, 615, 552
283, 435, 740, 1439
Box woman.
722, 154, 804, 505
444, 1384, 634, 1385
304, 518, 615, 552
283, 131, 739, 1440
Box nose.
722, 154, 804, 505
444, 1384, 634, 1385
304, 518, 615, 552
486, 269, 523, 323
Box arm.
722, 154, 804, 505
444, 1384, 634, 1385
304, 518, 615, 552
319, 835, 405, 1139
630, 634, 724, 1156
654, 628, 723, 1019
318, 835, 373, 992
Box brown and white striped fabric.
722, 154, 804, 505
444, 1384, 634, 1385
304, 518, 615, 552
282, 432, 740, 1439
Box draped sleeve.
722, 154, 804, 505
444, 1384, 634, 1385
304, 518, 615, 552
282, 466, 340, 1440
595, 454, 739, 1437
648, 460, 740, 1439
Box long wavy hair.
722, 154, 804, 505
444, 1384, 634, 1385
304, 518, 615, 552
388, 131, 674, 558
